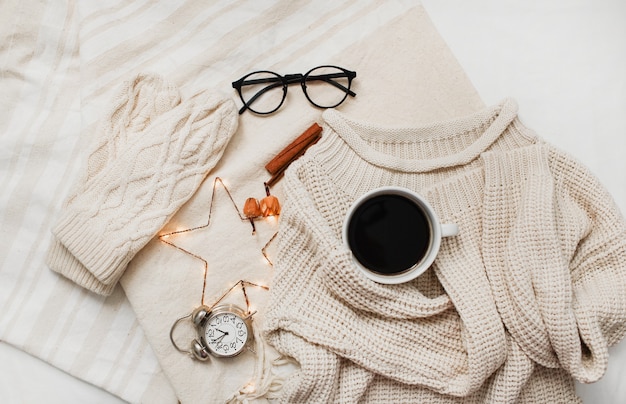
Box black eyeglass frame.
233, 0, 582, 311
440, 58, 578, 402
231, 65, 357, 115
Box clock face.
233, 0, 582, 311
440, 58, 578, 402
203, 311, 249, 357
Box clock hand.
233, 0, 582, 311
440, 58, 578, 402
211, 333, 228, 343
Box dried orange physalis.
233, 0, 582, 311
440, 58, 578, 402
242, 183, 281, 233
243, 197, 262, 233
260, 183, 281, 217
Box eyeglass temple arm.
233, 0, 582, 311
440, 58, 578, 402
303, 73, 356, 97
284, 73, 355, 96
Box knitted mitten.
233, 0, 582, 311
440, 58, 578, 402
46, 73, 238, 295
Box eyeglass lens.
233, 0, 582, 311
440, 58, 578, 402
239, 71, 286, 115
236, 66, 354, 114
303, 66, 352, 109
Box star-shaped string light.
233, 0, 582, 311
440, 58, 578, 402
159, 177, 277, 306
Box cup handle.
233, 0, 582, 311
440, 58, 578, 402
441, 223, 459, 237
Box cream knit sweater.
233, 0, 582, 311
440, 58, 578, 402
263, 99, 626, 403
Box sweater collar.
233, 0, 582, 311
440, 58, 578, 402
322, 98, 519, 173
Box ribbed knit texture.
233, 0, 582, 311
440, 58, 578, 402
263, 99, 626, 403
46, 73, 238, 295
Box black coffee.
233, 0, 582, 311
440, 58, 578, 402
347, 194, 431, 275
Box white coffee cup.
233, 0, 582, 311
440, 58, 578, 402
342, 186, 459, 284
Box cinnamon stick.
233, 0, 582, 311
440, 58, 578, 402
265, 123, 322, 175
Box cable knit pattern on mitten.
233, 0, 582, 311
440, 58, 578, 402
47, 74, 238, 295
76, 73, 182, 196
47, 73, 182, 295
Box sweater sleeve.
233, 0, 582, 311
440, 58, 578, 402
550, 147, 626, 381
482, 143, 626, 384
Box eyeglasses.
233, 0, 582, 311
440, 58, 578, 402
231, 65, 357, 115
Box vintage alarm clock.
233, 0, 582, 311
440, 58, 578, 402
170, 280, 266, 361
190, 304, 254, 360
170, 303, 256, 361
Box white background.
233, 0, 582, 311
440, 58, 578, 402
1, 1, 624, 402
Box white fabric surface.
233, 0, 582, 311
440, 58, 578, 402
1, 1, 624, 403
